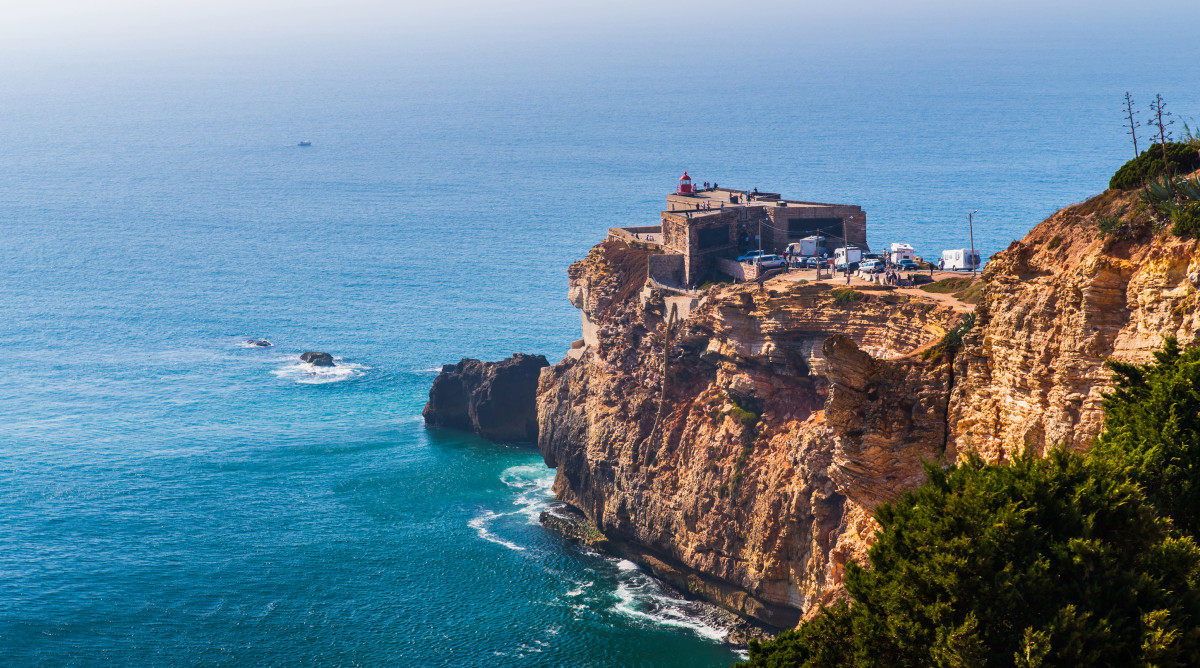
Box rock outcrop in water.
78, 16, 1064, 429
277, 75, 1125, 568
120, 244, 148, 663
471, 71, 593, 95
301, 351, 335, 366
534, 185, 1200, 626
424, 353, 549, 442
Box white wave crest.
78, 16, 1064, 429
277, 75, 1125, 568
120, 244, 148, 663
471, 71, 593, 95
499, 464, 556, 524
237, 338, 273, 348
610, 564, 729, 643
271, 357, 368, 384
468, 511, 526, 551
467, 463, 555, 553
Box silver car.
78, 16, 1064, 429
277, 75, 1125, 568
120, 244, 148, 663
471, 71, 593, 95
756, 254, 787, 269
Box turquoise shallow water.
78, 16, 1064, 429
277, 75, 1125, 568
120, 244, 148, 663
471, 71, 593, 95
1, 30, 1198, 666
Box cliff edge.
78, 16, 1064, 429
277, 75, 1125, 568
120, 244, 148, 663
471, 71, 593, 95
536, 186, 1200, 627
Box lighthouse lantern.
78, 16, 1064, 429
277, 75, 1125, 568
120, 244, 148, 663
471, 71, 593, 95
677, 171, 693, 194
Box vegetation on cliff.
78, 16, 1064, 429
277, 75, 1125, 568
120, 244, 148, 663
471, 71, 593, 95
1095, 337, 1200, 538
740, 339, 1200, 667
1110, 142, 1200, 190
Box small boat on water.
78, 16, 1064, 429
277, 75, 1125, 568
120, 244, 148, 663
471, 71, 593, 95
298, 141, 312, 147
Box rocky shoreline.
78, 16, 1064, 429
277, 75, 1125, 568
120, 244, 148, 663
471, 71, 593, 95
538, 504, 778, 648
426, 184, 1200, 636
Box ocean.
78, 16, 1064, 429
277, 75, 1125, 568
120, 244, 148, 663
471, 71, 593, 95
1, 26, 1198, 666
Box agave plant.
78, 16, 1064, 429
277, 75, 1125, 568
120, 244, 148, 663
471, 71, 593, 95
1142, 175, 1178, 212
1177, 175, 1200, 203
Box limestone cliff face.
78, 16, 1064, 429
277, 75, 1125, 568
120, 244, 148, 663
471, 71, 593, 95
537, 241, 962, 626
537, 189, 1200, 626
949, 188, 1200, 461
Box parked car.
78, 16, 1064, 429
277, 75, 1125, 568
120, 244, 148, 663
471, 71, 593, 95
737, 250, 766, 262
803, 256, 821, 269
897, 259, 919, 271
859, 259, 884, 273
756, 254, 787, 269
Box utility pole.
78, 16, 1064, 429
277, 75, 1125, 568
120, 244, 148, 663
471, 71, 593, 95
841, 215, 849, 282
968, 210, 978, 276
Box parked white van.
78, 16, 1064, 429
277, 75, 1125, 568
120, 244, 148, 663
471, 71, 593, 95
941, 248, 981, 271
888, 243, 915, 263
834, 246, 862, 270
785, 236, 824, 258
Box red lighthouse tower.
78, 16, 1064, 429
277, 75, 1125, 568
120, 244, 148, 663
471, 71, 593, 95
677, 171, 693, 194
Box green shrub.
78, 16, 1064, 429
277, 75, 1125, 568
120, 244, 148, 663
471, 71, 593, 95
1094, 337, 1200, 537
738, 450, 1200, 667
922, 312, 975, 360
1110, 142, 1200, 190
729, 405, 759, 428
729, 444, 754, 499
1046, 235, 1063, 250
1171, 202, 1200, 237
1097, 214, 1124, 237
831, 288, 864, 305
953, 281, 986, 305
920, 277, 973, 294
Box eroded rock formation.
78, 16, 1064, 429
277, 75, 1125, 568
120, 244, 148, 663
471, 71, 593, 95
424, 353, 549, 442
537, 241, 962, 626
535, 186, 1200, 627
950, 187, 1200, 461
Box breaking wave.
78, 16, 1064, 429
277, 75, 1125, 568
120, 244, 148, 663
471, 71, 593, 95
270, 357, 368, 384
499, 464, 556, 523
468, 511, 526, 552
610, 564, 731, 643
467, 464, 555, 553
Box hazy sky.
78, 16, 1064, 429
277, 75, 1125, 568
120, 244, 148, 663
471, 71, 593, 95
3, 0, 1196, 60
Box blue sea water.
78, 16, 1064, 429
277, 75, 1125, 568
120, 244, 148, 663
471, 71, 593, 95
1, 26, 1198, 667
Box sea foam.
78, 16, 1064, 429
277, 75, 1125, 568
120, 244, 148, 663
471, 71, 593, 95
270, 357, 368, 384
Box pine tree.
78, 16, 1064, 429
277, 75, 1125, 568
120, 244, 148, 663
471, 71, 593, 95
1094, 337, 1200, 537
740, 450, 1200, 667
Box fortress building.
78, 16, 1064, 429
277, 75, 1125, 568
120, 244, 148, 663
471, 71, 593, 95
611, 174, 867, 288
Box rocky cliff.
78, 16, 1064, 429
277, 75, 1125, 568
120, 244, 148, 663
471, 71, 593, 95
950, 187, 1200, 461
537, 241, 963, 626
536, 187, 1200, 627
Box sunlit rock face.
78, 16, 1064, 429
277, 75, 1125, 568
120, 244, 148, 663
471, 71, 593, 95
537, 187, 1200, 626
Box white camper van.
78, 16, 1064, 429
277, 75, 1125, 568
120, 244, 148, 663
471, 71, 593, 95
834, 246, 862, 270
888, 243, 915, 264
941, 248, 981, 271
785, 235, 824, 258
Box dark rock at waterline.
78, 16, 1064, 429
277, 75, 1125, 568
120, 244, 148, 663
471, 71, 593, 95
300, 351, 335, 367
245, 339, 272, 347
423, 353, 549, 442
538, 505, 776, 648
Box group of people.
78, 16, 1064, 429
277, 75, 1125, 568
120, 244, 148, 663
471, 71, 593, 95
880, 269, 917, 287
